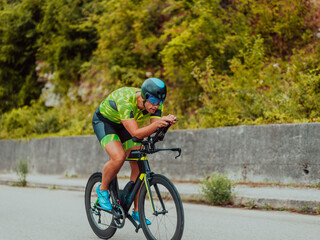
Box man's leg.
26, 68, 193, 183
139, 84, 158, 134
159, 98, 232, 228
125, 145, 141, 212
129, 161, 140, 212
101, 140, 126, 190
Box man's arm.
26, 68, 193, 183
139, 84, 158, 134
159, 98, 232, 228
121, 115, 176, 139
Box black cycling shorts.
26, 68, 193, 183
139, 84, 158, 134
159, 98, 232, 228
92, 107, 141, 150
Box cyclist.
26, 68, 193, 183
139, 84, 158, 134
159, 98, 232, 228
92, 78, 177, 225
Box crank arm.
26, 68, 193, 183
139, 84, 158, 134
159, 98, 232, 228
127, 214, 141, 233
95, 205, 113, 214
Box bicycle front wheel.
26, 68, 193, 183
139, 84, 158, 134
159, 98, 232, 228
84, 172, 117, 239
138, 174, 184, 240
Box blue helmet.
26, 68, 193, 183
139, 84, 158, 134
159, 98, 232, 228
141, 78, 167, 101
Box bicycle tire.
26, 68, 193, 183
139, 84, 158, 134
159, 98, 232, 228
84, 172, 117, 239
138, 174, 184, 240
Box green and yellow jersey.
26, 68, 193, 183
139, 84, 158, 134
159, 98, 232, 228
99, 87, 163, 123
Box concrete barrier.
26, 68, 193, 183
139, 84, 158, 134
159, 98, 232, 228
1, 123, 319, 185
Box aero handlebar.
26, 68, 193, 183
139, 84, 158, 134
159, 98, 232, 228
132, 121, 181, 158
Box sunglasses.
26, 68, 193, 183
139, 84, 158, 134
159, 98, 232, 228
147, 95, 164, 106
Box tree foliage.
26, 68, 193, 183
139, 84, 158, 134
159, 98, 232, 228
37, 0, 100, 94
0, 0, 43, 113
0, 0, 320, 138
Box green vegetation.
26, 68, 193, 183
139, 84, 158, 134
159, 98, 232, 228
244, 200, 257, 209
316, 203, 320, 214
299, 205, 311, 213
1, 0, 320, 139
201, 172, 235, 205
0, 100, 94, 138
276, 206, 290, 212
65, 171, 78, 178
49, 184, 58, 190
263, 203, 272, 211
14, 159, 28, 187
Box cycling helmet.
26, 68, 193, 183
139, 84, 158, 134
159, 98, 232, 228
141, 78, 167, 101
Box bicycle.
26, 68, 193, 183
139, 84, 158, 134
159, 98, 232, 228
84, 123, 184, 240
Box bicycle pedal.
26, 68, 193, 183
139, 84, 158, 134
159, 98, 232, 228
93, 210, 99, 216
90, 207, 100, 216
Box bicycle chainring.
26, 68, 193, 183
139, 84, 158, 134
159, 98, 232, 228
112, 204, 125, 228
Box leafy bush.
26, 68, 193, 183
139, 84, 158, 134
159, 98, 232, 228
15, 159, 28, 187
201, 173, 235, 205
191, 34, 320, 128
0, 100, 94, 139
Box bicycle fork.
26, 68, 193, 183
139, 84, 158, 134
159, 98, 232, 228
143, 173, 168, 216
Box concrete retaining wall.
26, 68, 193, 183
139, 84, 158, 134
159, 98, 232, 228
1, 123, 319, 185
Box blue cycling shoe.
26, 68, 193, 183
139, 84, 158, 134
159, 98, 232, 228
132, 211, 151, 225
96, 184, 112, 211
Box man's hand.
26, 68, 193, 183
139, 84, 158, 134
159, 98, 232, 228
154, 114, 177, 128
165, 114, 177, 125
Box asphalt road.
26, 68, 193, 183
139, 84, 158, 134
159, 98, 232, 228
0, 185, 319, 240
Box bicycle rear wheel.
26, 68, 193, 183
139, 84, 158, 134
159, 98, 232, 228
138, 174, 184, 240
84, 172, 117, 239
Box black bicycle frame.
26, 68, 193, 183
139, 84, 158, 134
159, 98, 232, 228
109, 151, 151, 213
107, 124, 181, 231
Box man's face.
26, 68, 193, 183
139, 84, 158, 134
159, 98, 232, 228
145, 100, 160, 114
144, 95, 163, 114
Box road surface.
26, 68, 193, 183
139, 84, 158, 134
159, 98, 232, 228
0, 185, 319, 240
